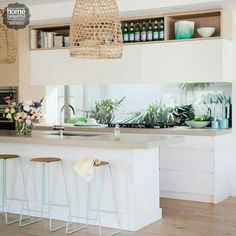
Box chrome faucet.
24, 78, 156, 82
60, 104, 75, 125
53, 104, 75, 137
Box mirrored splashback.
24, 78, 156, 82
45, 82, 232, 126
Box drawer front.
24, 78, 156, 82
160, 148, 214, 173
163, 136, 214, 150
160, 170, 214, 195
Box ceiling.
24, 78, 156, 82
1, 0, 236, 12
0, 0, 73, 6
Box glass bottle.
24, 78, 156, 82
159, 19, 164, 40
141, 21, 147, 42
147, 20, 153, 41
128, 22, 135, 42
153, 20, 159, 41
123, 23, 129, 43
113, 124, 120, 140
134, 22, 141, 42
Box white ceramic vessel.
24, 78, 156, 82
197, 27, 216, 38
185, 120, 210, 128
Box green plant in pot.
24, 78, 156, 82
180, 83, 212, 93
89, 97, 125, 124
172, 104, 195, 126
124, 103, 173, 124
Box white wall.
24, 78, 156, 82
230, 10, 236, 196
28, 0, 223, 23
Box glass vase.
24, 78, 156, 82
15, 121, 32, 136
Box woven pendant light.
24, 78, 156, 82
70, 0, 123, 59
0, 9, 17, 64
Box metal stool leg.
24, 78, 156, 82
108, 166, 121, 236
66, 172, 88, 234
95, 167, 102, 236
49, 161, 69, 232
19, 162, 45, 227
2, 158, 28, 225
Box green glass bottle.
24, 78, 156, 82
134, 22, 141, 42
141, 21, 147, 42
153, 20, 159, 41
123, 23, 129, 43
159, 19, 164, 40
128, 22, 135, 42
147, 20, 153, 41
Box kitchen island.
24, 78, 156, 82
0, 131, 183, 231
36, 126, 234, 204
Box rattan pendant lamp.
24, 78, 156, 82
70, 0, 123, 59
0, 9, 17, 64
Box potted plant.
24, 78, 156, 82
89, 97, 125, 124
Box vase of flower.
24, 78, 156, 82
4, 96, 44, 136
15, 121, 32, 136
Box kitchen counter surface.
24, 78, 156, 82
35, 125, 232, 137
0, 130, 183, 149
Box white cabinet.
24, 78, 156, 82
31, 46, 141, 85
159, 134, 232, 204
165, 41, 194, 83
194, 40, 222, 82
140, 44, 165, 83
30, 39, 232, 85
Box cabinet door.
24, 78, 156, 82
194, 39, 222, 82
31, 49, 95, 85
165, 41, 194, 83
140, 44, 165, 83
94, 45, 141, 84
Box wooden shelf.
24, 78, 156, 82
29, 8, 223, 51
165, 9, 221, 40
30, 37, 222, 51
31, 47, 69, 51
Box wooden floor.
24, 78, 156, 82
1, 197, 236, 236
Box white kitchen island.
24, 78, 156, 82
0, 131, 183, 231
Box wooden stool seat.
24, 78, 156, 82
93, 161, 110, 167
0, 154, 19, 159
31, 157, 61, 163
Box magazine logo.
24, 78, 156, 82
3, 2, 30, 30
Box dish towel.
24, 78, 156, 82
74, 158, 94, 182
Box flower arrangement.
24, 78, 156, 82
4, 96, 44, 135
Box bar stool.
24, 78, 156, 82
19, 157, 69, 232
0, 154, 26, 225
66, 160, 121, 236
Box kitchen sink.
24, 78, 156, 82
49, 132, 102, 137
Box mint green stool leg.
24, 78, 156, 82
2, 158, 29, 225
19, 162, 45, 226
66, 172, 88, 234
48, 161, 69, 232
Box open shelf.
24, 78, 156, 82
30, 25, 70, 50
29, 9, 223, 51
165, 9, 221, 41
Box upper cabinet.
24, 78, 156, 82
31, 38, 232, 85
30, 9, 233, 85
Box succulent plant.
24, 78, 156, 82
89, 97, 125, 124
172, 104, 195, 126
123, 104, 173, 124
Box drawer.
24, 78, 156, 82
160, 170, 214, 195
160, 148, 214, 173
162, 136, 214, 150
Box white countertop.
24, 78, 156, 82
35, 124, 232, 137
0, 130, 184, 149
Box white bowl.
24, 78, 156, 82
197, 27, 216, 38
86, 118, 98, 125
185, 120, 210, 128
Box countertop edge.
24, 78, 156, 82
35, 125, 232, 137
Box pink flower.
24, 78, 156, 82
26, 119, 32, 126
21, 112, 27, 119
